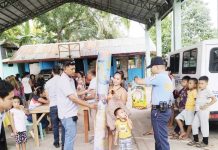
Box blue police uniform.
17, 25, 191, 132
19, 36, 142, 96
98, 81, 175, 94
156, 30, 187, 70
144, 71, 173, 150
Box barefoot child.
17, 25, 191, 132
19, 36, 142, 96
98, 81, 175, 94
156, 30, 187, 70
175, 78, 198, 139
114, 107, 133, 150
10, 97, 28, 150
188, 76, 217, 148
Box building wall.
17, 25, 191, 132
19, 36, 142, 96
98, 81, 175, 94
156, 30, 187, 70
119, 56, 128, 78
3, 63, 19, 78
39, 62, 55, 70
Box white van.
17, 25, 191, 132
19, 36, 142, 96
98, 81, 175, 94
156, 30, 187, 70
168, 40, 218, 121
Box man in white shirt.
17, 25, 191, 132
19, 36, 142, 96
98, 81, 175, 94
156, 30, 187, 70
84, 69, 97, 103
57, 61, 97, 150
45, 66, 64, 148
21, 72, 32, 106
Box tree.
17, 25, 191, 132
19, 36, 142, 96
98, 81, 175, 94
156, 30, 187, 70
149, 15, 172, 54
36, 3, 129, 42
0, 3, 129, 44
182, 0, 215, 46
0, 21, 42, 46
149, 0, 216, 55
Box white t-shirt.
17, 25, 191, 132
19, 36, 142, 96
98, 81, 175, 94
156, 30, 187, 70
45, 75, 60, 107
88, 77, 97, 103
195, 88, 214, 111
10, 108, 27, 132
57, 72, 78, 119
21, 77, 32, 94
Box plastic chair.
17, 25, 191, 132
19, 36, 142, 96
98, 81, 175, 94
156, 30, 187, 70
26, 120, 46, 140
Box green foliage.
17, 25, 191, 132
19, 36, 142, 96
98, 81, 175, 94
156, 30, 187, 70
149, 15, 172, 54
0, 3, 129, 45
149, 0, 216, 55
181, 0, 215, 46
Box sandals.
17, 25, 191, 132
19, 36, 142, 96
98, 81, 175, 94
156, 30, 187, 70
187, 141, 199, 146
142, 131, 153, 136
196, 142, 208, 148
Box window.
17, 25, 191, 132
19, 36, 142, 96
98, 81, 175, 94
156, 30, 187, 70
128, 56, 142, 69
182, 49, 197, 74
8, 64, 13, 67
209, 48, 218, 73
169, 53, 180, 74
116, 59, 121, 70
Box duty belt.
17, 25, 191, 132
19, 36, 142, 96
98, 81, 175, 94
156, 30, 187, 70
152, 105, 171, 110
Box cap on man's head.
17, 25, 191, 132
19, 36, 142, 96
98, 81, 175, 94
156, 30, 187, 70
63, 60, 76, 67
147, 56, 165, 68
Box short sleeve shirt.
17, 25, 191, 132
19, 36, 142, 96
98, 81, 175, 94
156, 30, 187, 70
45, 75, 60, 107
144, 72, 174, 105
87, 77, 97, 102
21, 77, 32, 94
115, 119, 132, 139
10, 108, 27, 132
185, 89, 197, 111
57, 72, 78, 119
178, 88, 188, 109
195, 89, 214, 111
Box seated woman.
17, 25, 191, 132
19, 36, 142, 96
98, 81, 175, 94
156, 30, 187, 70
27, 86, 49, 129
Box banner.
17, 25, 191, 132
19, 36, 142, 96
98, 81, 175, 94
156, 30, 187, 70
132, 85, 147, 109
94, 51, 111, 150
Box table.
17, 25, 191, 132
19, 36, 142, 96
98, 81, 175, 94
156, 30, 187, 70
29, 105, 49, 146
30, 105, 90, 146
82, 106, 90, 143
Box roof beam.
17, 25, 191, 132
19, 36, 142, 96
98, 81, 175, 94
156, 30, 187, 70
36, 0, 45, 7
0, 0, 18, 10
26, 0, 38, 10
0, 0, 67, 32
0, 10, 15, 21
0, 16, 11, 24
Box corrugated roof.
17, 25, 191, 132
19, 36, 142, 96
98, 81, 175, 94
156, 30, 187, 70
0, 0, 176, 32
0, 40, 18, 48
3, 37, 156, 63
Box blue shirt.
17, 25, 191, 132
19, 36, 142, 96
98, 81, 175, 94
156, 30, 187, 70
144, 72, 173, 105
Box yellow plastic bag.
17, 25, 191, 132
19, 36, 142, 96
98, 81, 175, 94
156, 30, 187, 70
132, 85, 147, 109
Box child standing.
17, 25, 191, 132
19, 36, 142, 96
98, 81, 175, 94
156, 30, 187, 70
188, 76, 217, 148
114, 107, 133, 150
175, 78, 198, 139
171, 76, 190, 138
10, 97, 28, 150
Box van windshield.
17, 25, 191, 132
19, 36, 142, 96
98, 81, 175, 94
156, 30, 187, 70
209, 48, 218, 73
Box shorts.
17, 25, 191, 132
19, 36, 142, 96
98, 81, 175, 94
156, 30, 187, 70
15, 131, 27, 144
176, 109, 194, 125
119, 137, 132, 150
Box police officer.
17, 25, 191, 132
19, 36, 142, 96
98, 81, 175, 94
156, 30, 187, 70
135, 56, 173, 150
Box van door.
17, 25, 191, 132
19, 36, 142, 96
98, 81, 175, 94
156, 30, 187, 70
205, 45, 218, 120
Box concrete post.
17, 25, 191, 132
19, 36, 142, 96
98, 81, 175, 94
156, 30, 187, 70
0, 47, 3, 78
171, 13, 174, 52
173, 0, 182, 51
155, 13, 162, 56
144, 25, 151, 77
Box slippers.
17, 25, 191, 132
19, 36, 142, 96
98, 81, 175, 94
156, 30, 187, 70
143, 131, 153, 136
170, 135, 179, 140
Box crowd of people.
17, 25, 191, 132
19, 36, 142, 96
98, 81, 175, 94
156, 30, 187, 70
0, 57, 217, 150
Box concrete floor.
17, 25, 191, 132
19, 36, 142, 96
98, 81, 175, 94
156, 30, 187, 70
6, 88, 218, 150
